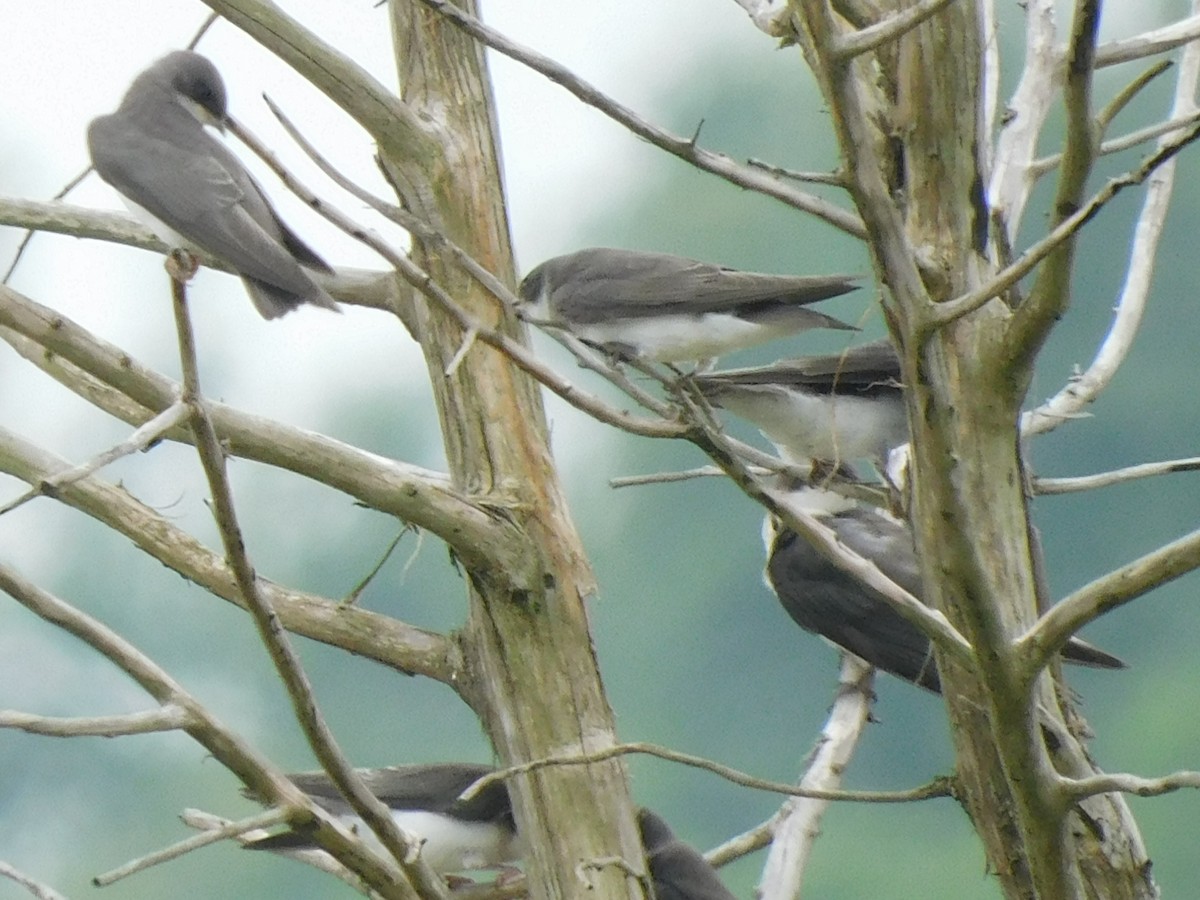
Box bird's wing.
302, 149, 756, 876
88, 113, 321, 293
638, 809, 736, 900
768, 521, 939, 690
547, 250, 857, 323
697, 339, 902, 397
280, 764, 507, 824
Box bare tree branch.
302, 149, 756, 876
1034, 456, 1200, 494
224, 120, 687, 443
0, 196, 399, 311
94, 810, 288, 887
833, 0, 957, 60
412, 0, 867, 238
1018, 524, 1200, 674
181, 809, 390, 899
169, 270, 443, 900
934, 121, 1200, 330
1030, 111, 1200, 178
0, 283, 517, 577
0, 862, 69, 900
1060, 770, 1200, 802
759, 655, 875, 900
731, 0, 793, 38
1094, 13, 1200, 68
0, 427, 457, 681
466, 740, 950, 806
0, 708, 190, 737
0, 562, 418, 899
0, 402, 189, 516
1021, 14, 1200, 435
988, 0, 1059, 243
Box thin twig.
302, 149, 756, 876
94, 810, 288, 886
1034, 456, 1200, 494
1021, 17, 1200, 435
704, 817, 774, 869
226, 116, 685, 441
413, 0, 866, 238
1058, 770, 1200, 802
0, 402, 188, 516
1095, 60, 1173, 137
343, 527, 411, 606
611, 466, 752, 488
0, 862, 68, 900
759, 656, 877, 900
0, 563, 414, 898
834, 0, 958, 59
0, 707, 190, 737
462, 741, 950, 805
935, 119, 1200, 329
1029, 110, 1200, 178
167, 267, 439, 900
186, 11, 221, 50
1093, 13, 1200, 68
1017, 523, 1200, 674
1, 170, 91, 284
181, 809, 389, 900
745, 158, 845, 186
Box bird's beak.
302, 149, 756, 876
181, 97, 226, 132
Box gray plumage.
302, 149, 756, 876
518, 248, 857, 362
637, 809, 736, 900
87, 50, 340, 319
243, 763, 518, 872
245, 763, 734, 899
695, 339, 908, 466
765, 485, 1126, 692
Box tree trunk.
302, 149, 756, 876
384, 4, 646, 900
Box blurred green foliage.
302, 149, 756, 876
4, 8, 1200, 900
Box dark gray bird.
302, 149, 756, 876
243, 763, 518, 873
694, 339, 907, 467
517, 248, 857, 363
637, 808, 736, 900
765, 482, 1126, 692
245, 764, 736, 899
87, 50, 340, 319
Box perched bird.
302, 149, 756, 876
694, 339, 908, 468
243, 763, 518, 873
517, 248, 857, 363
637, 808, 736, 900
764, 481, 1126, 693
245, 764, 736, 899
87, 50, 340, 319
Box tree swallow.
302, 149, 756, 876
764, 480, 1126, 692
244, 764, 736, 899
694, 339, 908, 468
637, 808, 736, 900
242, 762, 518, 873
87, 50, 340, 319
517, 248, 857, 363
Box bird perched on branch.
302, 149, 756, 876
244, 762, 736, 899
517, 247, 857, 364
88, 50, 340, 319
764, 478, 1126, 692
694, 339, 907, 469
243, 763, 517, 874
